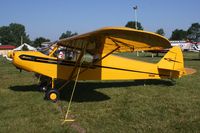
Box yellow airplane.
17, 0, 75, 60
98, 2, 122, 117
8, 27, 190, 102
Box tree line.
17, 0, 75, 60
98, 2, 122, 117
125, 21, 200, 42
0, 23, 77, 47
0, 22, 199, 47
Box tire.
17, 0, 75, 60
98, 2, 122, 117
46, 89, 60, 102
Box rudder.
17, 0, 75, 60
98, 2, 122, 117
157, 46, 186, 78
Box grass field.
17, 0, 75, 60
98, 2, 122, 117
0, 52, 200, 133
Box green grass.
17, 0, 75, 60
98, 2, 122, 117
0, 52, 200, 133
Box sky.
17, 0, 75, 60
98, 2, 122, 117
0, 0, 199, 41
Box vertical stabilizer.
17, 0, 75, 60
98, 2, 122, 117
157, 46, 185, 78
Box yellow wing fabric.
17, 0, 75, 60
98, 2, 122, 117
57, 27, 171, 53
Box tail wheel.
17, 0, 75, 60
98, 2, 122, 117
46, 89, 60, 102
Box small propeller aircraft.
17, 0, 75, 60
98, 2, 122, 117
8, 27, 191, 102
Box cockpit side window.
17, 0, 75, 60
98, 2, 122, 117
53, 38, 102, 64
55, 46, 76, 61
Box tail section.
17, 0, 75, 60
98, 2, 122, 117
157, 46, 186, 78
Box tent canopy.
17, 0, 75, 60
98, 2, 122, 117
14, 43, 36, 51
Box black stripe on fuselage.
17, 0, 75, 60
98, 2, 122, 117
19, 54, 170, 77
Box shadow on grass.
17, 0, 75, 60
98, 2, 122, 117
191, 58, 200, 61
9, 79, 174, 102
9, 83, 110, 102
9, 84, 40, 92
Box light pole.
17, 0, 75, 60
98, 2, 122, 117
0, 36, 2, 45
21, 36, 23, 45
133, 5, 138, 30
133, 5, 140, 56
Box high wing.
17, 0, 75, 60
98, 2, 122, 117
57, 27, 171, 53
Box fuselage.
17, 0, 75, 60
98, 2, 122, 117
9, 49, 181, 81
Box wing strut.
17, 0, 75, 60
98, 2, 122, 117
108, 36, 135, 52
58, 39, 121, 89
77, 43, 120, 77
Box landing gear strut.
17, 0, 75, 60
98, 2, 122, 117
44, 78, 60, 102
39, 77, 60, 102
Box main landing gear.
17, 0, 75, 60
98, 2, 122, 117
39, 76, 60, 102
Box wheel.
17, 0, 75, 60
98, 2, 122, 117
46, 89, 60, 102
